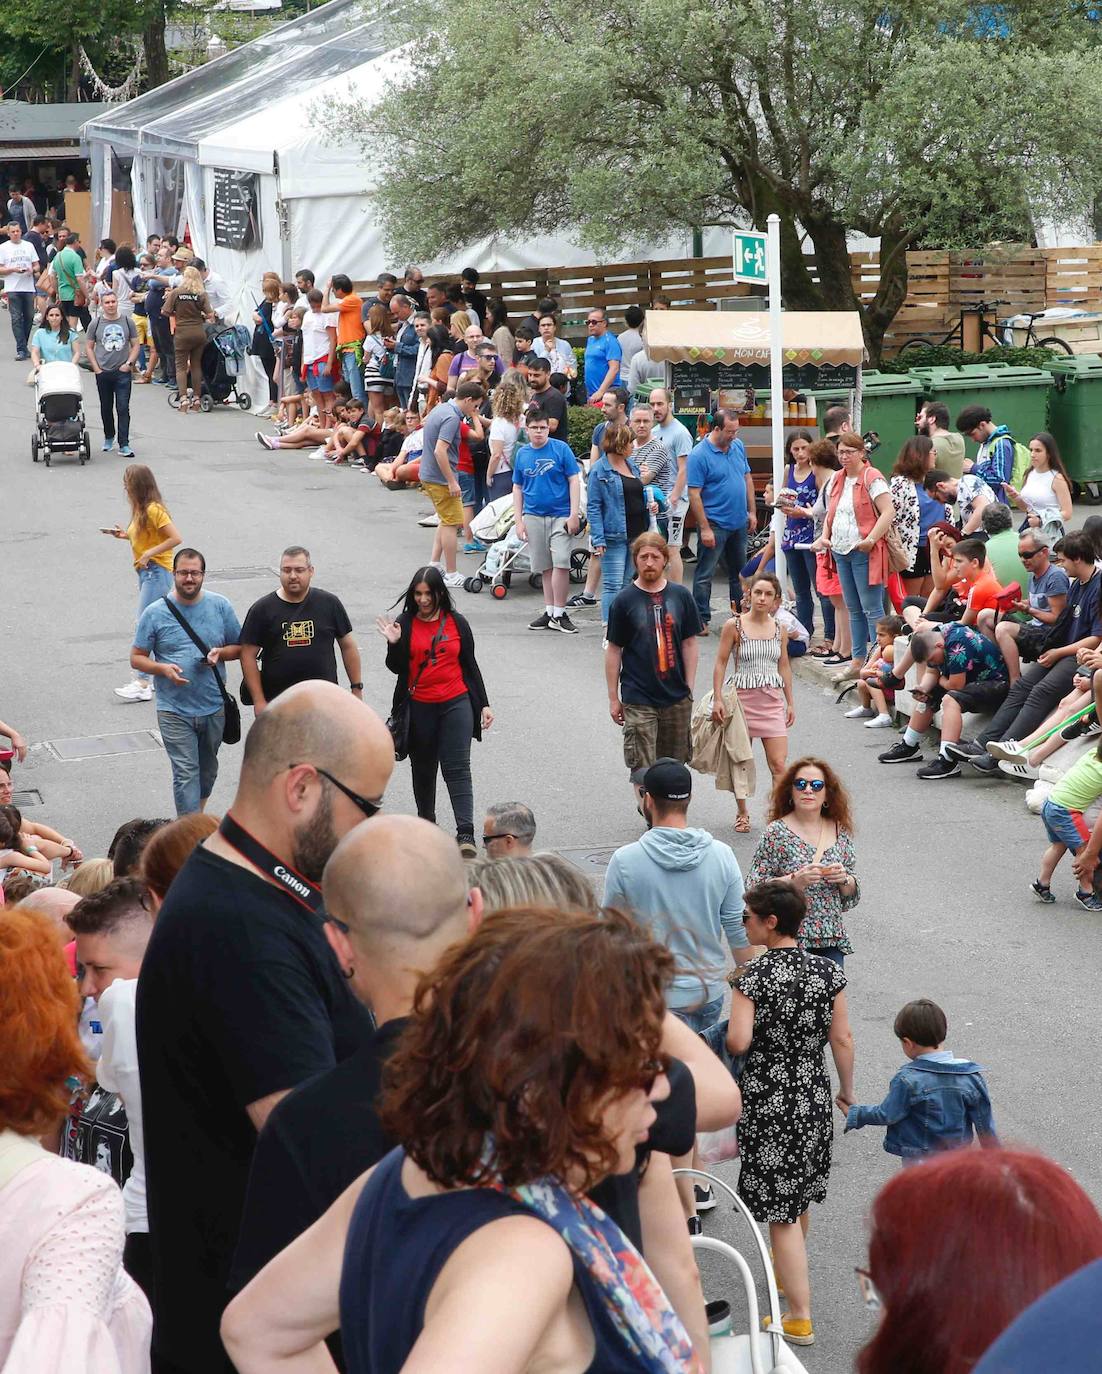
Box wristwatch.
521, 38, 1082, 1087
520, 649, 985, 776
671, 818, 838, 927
349, 682, 364, 690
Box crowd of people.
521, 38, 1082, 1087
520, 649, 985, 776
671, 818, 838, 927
6, 239, 1102, 1373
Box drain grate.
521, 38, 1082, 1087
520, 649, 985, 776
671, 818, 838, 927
555, 846, 619, 875
13, 789, 42, 807
45, 731, 163, 762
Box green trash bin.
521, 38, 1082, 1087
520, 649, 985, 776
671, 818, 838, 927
850, 371, 926, 477
911, 364, 1055, 470
1044, 354, 1102, 488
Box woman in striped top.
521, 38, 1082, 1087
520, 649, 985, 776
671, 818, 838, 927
711, 573, 795, 831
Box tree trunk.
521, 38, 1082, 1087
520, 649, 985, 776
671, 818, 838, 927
143, 6, 170, 90
861, 220, 912, 367
68, 44, 81, 101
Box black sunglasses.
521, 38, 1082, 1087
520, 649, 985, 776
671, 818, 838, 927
482, 832, 519, 846
291, 763, 383, 818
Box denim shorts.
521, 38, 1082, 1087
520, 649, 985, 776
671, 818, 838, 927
458, 470, 476, 506
1042, 799, 1090, 850
305, 361, 334, 393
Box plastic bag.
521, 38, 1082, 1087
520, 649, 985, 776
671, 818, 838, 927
697, 1124, 739, 1165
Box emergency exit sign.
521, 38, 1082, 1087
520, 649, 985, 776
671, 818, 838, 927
733, 231, 768, 284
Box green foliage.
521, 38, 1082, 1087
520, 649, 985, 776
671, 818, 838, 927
878, 345, 1069, 374
567, 405, 601, 459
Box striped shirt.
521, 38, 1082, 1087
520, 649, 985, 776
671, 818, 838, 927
731, 621, 783, 689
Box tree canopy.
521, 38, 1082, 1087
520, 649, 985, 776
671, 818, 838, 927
336, 0, 1102, 358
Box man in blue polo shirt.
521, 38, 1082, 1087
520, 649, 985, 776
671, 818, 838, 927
512, 408, 583, 634
584, 306, 622, 403
686, 408, 757, 632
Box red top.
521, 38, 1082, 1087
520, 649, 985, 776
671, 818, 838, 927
457, 420, 474, 475
408, 613, 467, 703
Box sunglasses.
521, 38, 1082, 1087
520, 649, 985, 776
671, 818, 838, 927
482, 832, 519, 846
793, 778, 826, 792
290, 763, 383, 819
1019, 548, 1041, 560
637, 1056, 669, 1093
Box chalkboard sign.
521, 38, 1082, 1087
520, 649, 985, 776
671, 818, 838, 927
671, 359, 857, 391
212, 169, 261, 251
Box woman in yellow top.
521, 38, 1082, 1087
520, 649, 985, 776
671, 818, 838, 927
102, 465, 182, 703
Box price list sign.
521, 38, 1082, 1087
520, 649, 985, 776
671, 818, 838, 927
212, 169, 261, 251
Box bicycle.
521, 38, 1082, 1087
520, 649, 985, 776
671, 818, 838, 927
896, 299, 1073, 355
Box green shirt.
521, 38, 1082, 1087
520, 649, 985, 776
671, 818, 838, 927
53, 245, 83, 302
984, 529, 1022, 591
1050, 750, 1102, 812
932, 431, 966, 480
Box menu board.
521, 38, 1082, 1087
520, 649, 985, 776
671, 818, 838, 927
212, 169, 261, 251
671, 359, 857, 393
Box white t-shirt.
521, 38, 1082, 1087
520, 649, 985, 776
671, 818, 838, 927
96, 979, 146, 1235
830, 469, 889, 555
489, 416, 519, 471
300, 308, 338, 366
0, 240, 40, 293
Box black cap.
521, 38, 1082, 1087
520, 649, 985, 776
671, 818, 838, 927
641, 757, 692, 801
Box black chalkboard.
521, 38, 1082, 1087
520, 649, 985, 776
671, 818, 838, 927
212, 169, 261, 251
671, 359, 858, 391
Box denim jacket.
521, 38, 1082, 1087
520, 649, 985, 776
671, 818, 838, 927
587, 454, 641, 549
845, 1055, 998, 1159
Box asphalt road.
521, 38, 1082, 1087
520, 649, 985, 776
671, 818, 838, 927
8, 349, 1102, 1370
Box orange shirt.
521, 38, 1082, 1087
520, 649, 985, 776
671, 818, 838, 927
336, 294, 366, 347
954, 567, 1003, 613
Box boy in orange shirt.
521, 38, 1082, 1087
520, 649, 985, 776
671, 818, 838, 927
950, 538, 1004, 627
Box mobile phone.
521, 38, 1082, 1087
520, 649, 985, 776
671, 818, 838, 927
100, 527, 116, 533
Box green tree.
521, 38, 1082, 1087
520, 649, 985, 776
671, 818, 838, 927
333, 0, 1102, 360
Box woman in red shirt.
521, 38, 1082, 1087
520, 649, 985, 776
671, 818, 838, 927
376, 566, 493, 856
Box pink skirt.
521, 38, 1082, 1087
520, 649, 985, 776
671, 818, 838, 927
738, 685, 787, 738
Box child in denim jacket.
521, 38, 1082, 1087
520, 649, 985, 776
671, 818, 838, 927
845, 998, 998, 1162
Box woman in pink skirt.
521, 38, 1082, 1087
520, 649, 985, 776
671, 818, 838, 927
711, 573, 795, 831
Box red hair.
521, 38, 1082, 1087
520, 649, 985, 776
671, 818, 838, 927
859, 1148, 1102, 1374
0, 909, 89, 1135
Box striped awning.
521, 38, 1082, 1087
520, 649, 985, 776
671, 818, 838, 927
646, 309, 866, 366
0, 143, 83, 157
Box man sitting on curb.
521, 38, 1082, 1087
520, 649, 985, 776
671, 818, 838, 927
878, 625, 1009, 778
976, 530, 1068, 683
925, 468, 996, 535
946, 529, 1102, 774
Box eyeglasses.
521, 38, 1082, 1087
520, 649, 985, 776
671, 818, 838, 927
855, 1267, 882, 1312
176, 570, 204, 579
290, 763, 383, 818
793, 778, 826, 792
586, 318, 602, 325
481, 832, 519, 846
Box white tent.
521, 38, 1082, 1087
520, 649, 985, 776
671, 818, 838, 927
82, 0, 689, 327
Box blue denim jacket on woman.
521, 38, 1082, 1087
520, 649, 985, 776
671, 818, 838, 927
845, 1054, 998, 1160
586, 453, 641, 549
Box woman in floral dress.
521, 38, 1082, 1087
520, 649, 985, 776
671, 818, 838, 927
746, 755, 860, 967
727, 878, 855, 1349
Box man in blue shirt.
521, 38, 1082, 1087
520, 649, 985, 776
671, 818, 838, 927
132, 548, 243, 815
512, 408, 583, 633
583, 305, 622, 403
686, 408, 758, 631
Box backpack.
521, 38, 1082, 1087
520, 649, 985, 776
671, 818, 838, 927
1006, 434, 1032, 489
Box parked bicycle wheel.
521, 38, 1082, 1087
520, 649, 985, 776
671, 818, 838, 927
1037, 335, 1074, 356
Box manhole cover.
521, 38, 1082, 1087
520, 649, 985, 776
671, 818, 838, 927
555, 846, 620, 874
207, 566, 278, 581
46, 731, 163, 761
13, 789, 41, 807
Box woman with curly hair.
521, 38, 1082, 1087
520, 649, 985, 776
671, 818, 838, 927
486, 374, 527, 502
745, 755, 860, 967
223, 906, 708, 1374
0, 908, 152, 1368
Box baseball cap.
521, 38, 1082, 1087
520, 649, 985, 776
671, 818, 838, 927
641, 758, 692, 801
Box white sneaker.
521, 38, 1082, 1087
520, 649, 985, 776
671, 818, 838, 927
443, 571, 465, 588
430, 560, 446, 572
864, 713, 895, 728
419, 513, 441, 528
844, 705, 875, 719
114, 680, 153, 702
308, 447, 330, 461
1039, 763, 1066, 783
986, 739, 1023, 763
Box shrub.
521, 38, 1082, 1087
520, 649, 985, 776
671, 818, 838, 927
567, 405, 602, 458
879, 344, 1064, 374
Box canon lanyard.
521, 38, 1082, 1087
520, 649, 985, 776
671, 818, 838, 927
219, 813, 325, 918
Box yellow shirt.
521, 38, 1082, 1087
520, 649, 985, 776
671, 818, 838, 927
128, 501, 175, 570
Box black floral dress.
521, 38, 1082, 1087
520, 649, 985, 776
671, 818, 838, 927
736, 948, 847, 1224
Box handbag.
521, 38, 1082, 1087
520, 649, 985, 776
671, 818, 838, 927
386, 620, 446, 760
377, 349, 396, 382
239, 649, 262, 707
160, 596, 242, 745
884, 522, 911, 573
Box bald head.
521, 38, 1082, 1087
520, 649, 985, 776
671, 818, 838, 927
323, 815, 468, 961
240, 681, 393, 799
16, 886, 80, 927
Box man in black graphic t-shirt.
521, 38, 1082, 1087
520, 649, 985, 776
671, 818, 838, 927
240, 545, 362, 711
606, 532, 702, 802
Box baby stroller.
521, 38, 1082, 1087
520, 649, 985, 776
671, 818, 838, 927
168, 323, 252, 412
31, 361, 90, 467
462, 492, 590, 599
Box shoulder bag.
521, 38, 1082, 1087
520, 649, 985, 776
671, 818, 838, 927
161, 596, 242, 745
386, 619, 446, 761
877, 470, 912, 573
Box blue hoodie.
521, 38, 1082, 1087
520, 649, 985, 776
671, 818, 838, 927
845, 1051, 998, 1160
603, 826, 747, 1008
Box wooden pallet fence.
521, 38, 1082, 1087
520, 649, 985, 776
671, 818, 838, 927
1044, 246, 1102, 309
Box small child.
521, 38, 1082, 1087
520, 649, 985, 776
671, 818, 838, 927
323, 399, 375, 466
276, 307, 306, 430
1034, 737, 1102, 911
845, 998, 998, 1163
844, 614, 902, 728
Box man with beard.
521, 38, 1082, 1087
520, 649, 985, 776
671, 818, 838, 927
136, 679, 393, 1374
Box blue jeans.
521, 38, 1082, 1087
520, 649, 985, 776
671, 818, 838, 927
834, 548, 885, 661
95, 369, 132, 447
693, 524, 748, 624
810, 946, 845, 970
341, 349, 367, 405
785, 546, 818, 637
8, 291, 34, 356
134, 564, 173, 684
599, 540, 630, 623
673, 995, 725, 1035
158, 709, 224, 816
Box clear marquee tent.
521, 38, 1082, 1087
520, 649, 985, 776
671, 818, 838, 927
81, 0, 691, 325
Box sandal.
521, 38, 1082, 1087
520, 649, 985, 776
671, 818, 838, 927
734, 814, 751, 833
809, 644, 833, 658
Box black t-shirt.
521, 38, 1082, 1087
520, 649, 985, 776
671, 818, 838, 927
136, 846, 374, 1374
607, 581, 703, 708
240, 587, 353, 702
588, 1057, 696, 1250
530, 385, 569, 439
621, 472, 647, 541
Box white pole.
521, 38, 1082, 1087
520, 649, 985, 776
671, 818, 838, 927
767, 214, 786, 584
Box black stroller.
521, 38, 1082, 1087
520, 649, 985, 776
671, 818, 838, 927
168, 324, 252, 412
